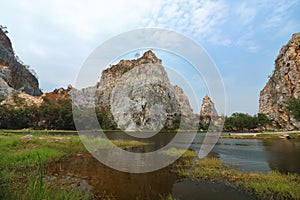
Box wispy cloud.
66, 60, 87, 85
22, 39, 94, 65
236, 2, 257, 26
263, 0, 299, 29
145, 0, 229, 44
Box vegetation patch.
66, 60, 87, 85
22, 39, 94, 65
160, 148, 197, 158
178, 157, 300, 200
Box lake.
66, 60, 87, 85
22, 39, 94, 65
44, 132, 300, 199
104, 131, 300, 174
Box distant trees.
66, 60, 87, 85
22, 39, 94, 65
0, 98, 122, 130
0, 99, 75, 130
286, 97, 300, 121
224, 112, 271, 132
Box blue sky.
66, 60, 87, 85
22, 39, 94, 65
0, 0, 299, 115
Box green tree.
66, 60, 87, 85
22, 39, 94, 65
286, 97, 300, 121
257, 113, 271, 128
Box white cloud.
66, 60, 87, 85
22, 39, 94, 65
236, 2, 257, 25
145, 0, 229, 43
16, 0, 164, 42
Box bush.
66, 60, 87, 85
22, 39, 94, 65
286, 97, 300, 121
224, 112, 271, 131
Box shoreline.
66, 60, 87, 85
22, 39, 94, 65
1, 129, 300, 139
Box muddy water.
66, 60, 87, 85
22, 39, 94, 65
44, 132, 300, 199
45, 153, 177, 199
45, 153, 254, 200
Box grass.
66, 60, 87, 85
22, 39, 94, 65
221, 132, 300, 139
0, 133, 89, 199
160, 147, 197, 158
177, 157, 300, 200
0, 132, 150, 200
1, 131, 299, 199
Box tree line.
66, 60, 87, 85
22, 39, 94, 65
5, 96, 300, 131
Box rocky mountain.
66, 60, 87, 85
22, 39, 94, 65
200, 95, 218, 117
259, 33, 300, 130
199, 95, 218, 125
0, 86, 72, 108
94, 50, 196, 131
0, 28, 42, 101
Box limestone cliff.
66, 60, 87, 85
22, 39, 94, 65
95, 50, 195, 131
0, 86, 72, 108
259, 33, 300, 130
0, 28, 42, 100
199, 95, 218, 125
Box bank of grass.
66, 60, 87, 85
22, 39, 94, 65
160, 147, 197, 158
0, 132, 149, 199
220, 132, 300, 139
178, 157, 300, 200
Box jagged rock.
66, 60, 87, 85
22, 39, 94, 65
259, 33, 300, 130
0, 28, 42, 100
200, 95, 218, 125
1, 86, 72, 108
94, 50, 194, 131
173, 85, 194, 117
42, 86, 72, 103
0, 91, 42, 108
200, 95, 218, 116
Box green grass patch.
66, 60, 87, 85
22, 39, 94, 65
179, 157, 300, 200
80, 135, 148, 151
0, 133, 89, 199
160, 148, 197, 158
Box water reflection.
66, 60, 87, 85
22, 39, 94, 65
208, 138, 300, 174
262, 140, 300, 174
45, 153, 177, 199
45, 153, 254, 200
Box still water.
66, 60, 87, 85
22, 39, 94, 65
105, 131, 300, 174
45, 132, 300, 199
209, 138, 300, 174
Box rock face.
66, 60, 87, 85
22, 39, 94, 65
259, 33, 300, 130
0, 28, 42, 101
42, 86, 72, 104
95, 50, 195, 131
200, 95, 218, 117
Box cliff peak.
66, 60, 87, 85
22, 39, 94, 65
139, 50, 160, 63
259, 32, 300, 130
0, 26, 42, 100
200, 95, 218, 117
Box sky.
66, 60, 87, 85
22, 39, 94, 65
0, 0, 299, 115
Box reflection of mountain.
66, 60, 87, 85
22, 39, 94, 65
262, 140, 300, 174
45, 153, 177, 199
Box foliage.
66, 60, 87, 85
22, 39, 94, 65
0, 98, 121, 130
224, 112, 271, 131
0, 134, 91, 200
286, 97, 300, 121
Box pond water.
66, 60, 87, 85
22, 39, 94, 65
45, 153, 254, 200
105, 131, 300, 174
45, 132, 300, 199
208, 138, 300, 174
